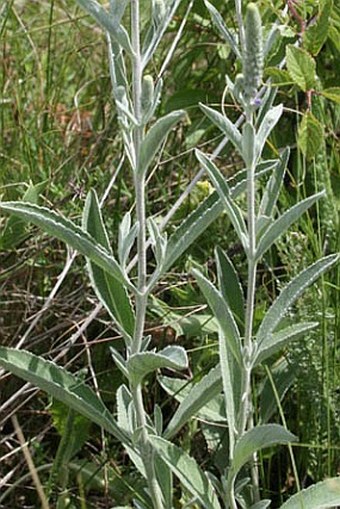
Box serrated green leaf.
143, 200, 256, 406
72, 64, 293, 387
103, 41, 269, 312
257, 254, 339, 344
259, 148, 290, 218
279, 477, 340, 508
150, 436, 221, 509
298, 112, 324, 160
75, 0, 133, 54
320, 87, 340, 104
204, 0, 241, 58
256, 191, 324, 260
138, 110, 185, 175
196, 149, 248, 250
232, 424, 297, 475
0, 347, 128, 444
255, 322, 318, 366
83, 190, 135, 340
200, 103, 242, 154
265, 68, 294, 86
192, 268, 242, 365
127, 346, 188, 386
256, 104, 283, 158
286, 45, 316, 91
215, 246, 245, 330
163, 365, 223, 439
0, 201, 130, 289
303, 0, 333, 56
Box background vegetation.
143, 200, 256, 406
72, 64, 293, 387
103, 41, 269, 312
0, 0, 339, 507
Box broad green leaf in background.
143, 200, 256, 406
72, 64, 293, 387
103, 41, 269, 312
298, 111, 324, 160
204, 0, 241, 59
320, 87, 340, 104
257, 254, 339, 345
196, 149, 248, 250
0, 347, 128, 444
286, 45, 316, 91
0, 202, 130, 289
192, 268, 242, 365
264, 68, 294, 87
232, 424, 297, 476
258, 148, 290, 219
75, 0, 133, 54
256, 191, 325, 260
259, 359, 297, 424
127, 346, 188, 386
150, 437, 222, 509
163, 364, 223, 439
199, 104, 243, 154
82, 190, 135, 341
254, 321, 318, 366
279, 477, 340, 509
303, 0, 333, 56
256, 104, 283, 159
215, 246, 245, 330
138, 110, 185, 175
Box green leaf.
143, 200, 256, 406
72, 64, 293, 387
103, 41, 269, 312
196, 149, 248, 250
279, 477, 340, 509
154, 454, 173, 509
75, 0, 133, 54
215, 246, 245, 330
256, 191, 324, 260
265, 68, 294, 86
204, 0, 241, 59
320, 87, 340, 104
219, 329, 236, 453
257, 254, 339, 344
0, 347, 128, 444
82, 190, 135, 340
259, 148, 290, 218
255, 322, 318, 366
256, 104, 283, 159
150, 437, 221, 509
192, 268, 242, 365
303, 0, 333, 56
286, 45, 316, 91
0, 201, 130, 289
127, 346, 188, 386
250, 501, 271, 509
298, 112, 324, 160
138, 110, 185, 175
232, 424, 297, 475
199, 103, 242, 154
259, 359, 297, 424
163, 364, 223, 439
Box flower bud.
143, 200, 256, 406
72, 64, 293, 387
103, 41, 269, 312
243, 3, 263, 100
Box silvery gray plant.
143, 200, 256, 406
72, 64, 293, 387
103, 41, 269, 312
0, 1, 339, 508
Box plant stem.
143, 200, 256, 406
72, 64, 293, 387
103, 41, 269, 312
129, 3, 163, 508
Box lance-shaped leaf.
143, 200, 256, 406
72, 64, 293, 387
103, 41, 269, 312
257, 254, 339, 345
164, 162, 274, 272
256, 104, 283, 158
0, 201, 130, 288
258, 147, 290, 218
82, 190, 135, 341
254, 321, 318, 366
279, 477, 340, 509
75, 0, 133, 55
204, 0, 241, 59
219, 330, 236, 454
150, 437, 222, 509
138, 110, 185, 176
163, 364, 223, 439
127, 346, 188, 386
0, 347, 129, 445
232, 424, 297, 476
200, 104, 242, 154
242, 122, 256, 168
250, 501, 271, 509
196, 150, 248, 250
216, 246, 245, 330
192, 269, 242, 365
256, 191, 325, 260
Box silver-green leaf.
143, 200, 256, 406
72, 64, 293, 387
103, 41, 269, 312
279, 477, 340, 509
200, 104, 242, 154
